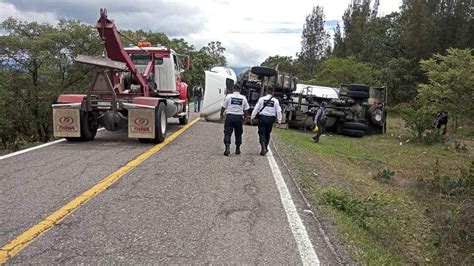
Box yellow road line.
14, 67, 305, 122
0, 117, 200, 264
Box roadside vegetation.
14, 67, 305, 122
274, 116, 473, 264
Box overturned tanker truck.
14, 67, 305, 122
52, 9, 190, 143
202, 66, 387, 137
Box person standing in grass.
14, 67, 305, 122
312, 102, 327, 143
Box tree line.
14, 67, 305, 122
0, 18, 225, 150
262, 0, 472, 103
261, 0, 473, 140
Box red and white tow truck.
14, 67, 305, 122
52, 8, 190, 143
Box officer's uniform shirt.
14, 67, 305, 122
251, 94, 282, 122
222, 92, 250, 115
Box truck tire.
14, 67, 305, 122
342, 122, 367, 131
347, 91, 369, 99
152, 102, 167, 143
179, 103, 189, 125
250, 66, 278, 77
348, 84, 370, 93
65, 111, 98, 141
341, 128, 365, 137
329, 110, 345, 117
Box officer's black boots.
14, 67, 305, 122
260, 142, 268, 156
235, 145, 241, 155
224, 144, 230, 156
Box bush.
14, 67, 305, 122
321, 187, 387, 229
454, 141, 468, 153
423, 130, 446, 145
374, 168, 395, 183
399, 103, 436, 141
432, 160, 474, 195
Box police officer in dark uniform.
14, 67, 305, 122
220, 84, 250, 156
251, 88, 282, 156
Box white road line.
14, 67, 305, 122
0, 128, 105, 161
266, 148, 320, 265
0, 139, 66, 160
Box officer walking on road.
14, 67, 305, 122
251, 88, 282, 156
220, 84, 250, 156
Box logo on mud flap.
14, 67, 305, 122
134, 117, 149, 126
132, 117, 151, 133
59, 116, 74, 125
57, 116, 77, 132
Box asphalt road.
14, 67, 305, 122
0, 113, 341, 264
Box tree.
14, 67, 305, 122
332, 23, 345, 58
260, 55, 296, 73
400, 48, 473, 140
399, 101, 437, 141
418, 48, 474, 121
399, 0, 438, 61
298, 6, 330, 75
183, 49, 216, 87
119, 29, 171, 48
0, 18, 101, 146
201, 41, 226, 66
433, 0, 473, 52
341, 0, 372, 59
308, 56, 376, 87
169, 38, 194, 55
375, 57, 418, 105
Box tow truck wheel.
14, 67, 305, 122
152, 102, 167, 143
179, 103, 189, 125
65, 111, 98, 141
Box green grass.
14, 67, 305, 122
274, 116, 473, 265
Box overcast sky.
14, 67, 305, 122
0, 0, 402, 66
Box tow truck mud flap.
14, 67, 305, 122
53, 108, 81, 138
128, 108, 155, 139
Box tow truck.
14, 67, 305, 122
52, 8, 190, 143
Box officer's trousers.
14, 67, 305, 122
224, 114, 243, 145
257, 115, 276, 147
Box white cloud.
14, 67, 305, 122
0, 2, 57, 25
185, 0, 402, 66
1, 0, 402, 66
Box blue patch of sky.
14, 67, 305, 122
324, 20, 340, 29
